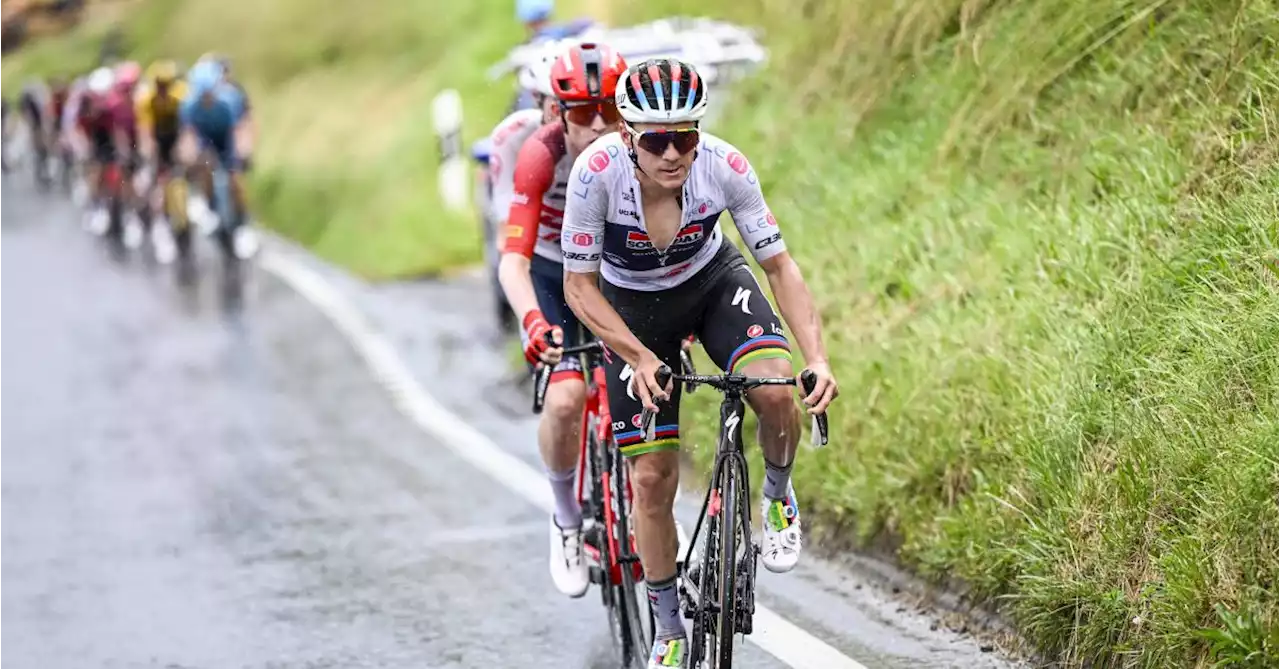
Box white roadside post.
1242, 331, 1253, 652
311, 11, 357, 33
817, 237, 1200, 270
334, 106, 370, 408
432, 88, 469, 214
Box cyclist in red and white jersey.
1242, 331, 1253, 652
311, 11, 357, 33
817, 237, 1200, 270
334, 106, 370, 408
561, 57, 839, 668
497, 42, 628, 599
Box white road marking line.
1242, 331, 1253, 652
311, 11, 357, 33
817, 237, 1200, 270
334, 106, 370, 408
261, 249, 868, 669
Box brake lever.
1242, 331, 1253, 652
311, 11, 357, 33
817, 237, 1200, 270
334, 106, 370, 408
532, 363, 552, 414
637, 365, 674, 439
799, 369, 829, 448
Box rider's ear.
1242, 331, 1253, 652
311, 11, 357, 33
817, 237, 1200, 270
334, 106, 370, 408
620, 127, 632, 149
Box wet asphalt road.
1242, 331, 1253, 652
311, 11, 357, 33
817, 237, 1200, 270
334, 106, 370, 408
1, 180, 1019, 668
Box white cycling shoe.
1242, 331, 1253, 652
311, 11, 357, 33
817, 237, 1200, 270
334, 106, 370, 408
549, 517, 590, 598
760, 483, 803, 573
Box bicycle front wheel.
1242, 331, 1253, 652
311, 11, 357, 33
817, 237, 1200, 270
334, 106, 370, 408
714, 457, 742, 668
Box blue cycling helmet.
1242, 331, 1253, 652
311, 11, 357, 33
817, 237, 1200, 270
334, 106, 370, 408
516, 0, 553, 23
187, 60, 225, 97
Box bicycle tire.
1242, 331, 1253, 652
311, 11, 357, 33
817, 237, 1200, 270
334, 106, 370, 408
609, 446, 651, 668
714, 459, 740, 668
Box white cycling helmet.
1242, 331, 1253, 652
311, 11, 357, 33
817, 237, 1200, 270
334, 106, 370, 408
516, 49, 556, 97
87, 67, 115, 95
616, 57, 709, 125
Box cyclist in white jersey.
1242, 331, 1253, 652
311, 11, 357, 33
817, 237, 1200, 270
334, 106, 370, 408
485, 53, 560, 228
561, 57, 838, 668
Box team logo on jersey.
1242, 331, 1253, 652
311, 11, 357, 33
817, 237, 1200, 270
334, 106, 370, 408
673, 224, 704, 246
725, 152, 750, 175
765, 211, 777, 227
631, 413, 644, 428
512, 191, 529, 206
571, 232, 595, 247
747, 324, 764, 338
688, 197, 716, 216
626, 230, 652, 250
588, 150, 611, 173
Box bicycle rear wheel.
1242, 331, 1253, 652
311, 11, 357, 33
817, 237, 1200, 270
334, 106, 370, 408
607, 446, 651, 668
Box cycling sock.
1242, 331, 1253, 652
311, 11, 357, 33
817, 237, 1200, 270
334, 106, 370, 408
647, 575, 685, 639
547, 467, 582, 529
762, 457, 794, 501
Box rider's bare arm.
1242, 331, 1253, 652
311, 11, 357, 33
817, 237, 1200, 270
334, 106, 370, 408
559, 145, 662, 398
563, 270, 650, 367
721, 142, 837, 412
758, 251, 829, 369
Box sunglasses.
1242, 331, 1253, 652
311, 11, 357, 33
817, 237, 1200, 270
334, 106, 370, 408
561, 100, 622, 126
625, 126, 701, 156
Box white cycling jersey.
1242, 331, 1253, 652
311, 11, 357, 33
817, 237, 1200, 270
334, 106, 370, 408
485, 108, 543, 225
560, 132, 785, 291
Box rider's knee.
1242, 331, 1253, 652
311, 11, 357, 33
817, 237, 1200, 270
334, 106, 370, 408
631, 452, 679, 510
747, 363, 793, 427
543, 380, 585, 424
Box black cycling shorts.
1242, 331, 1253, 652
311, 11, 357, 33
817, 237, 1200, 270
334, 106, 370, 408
155, 132, 179, 171
91, 128, 115, 164
529, 255, 585, 384
601, 243, 792, 458
19, 93, 42, 131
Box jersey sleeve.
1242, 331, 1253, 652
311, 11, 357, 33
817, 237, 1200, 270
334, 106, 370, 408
502, 136, 556, 259
718, 142, 786, 263
486, 115, 531, 225
560, 150, 609, 274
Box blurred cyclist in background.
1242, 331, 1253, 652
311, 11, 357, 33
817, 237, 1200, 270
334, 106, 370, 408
179, 59, 252, 231
135, 60, 188, 251
112, 61, 145, 233
74, 67, 132, 232
511, 0, 598, 114
198, 52, 256, 170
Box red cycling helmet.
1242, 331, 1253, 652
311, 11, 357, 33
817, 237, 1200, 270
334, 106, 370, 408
548, 42, 627, 103
114, 61, 142, 90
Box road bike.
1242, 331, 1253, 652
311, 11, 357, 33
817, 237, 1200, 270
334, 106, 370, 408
532, 339, 652, 668
640, 366, 829, 668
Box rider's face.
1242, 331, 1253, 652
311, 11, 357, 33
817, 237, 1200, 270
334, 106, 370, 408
623, 121, 699, 190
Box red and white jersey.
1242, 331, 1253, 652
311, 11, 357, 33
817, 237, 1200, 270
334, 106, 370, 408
485, 109, 542, 226
501, 121, 574, 264
560, 132, 786, 291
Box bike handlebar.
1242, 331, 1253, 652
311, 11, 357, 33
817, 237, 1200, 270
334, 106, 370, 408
639, 366, 830, 448
531, 339, 605, 414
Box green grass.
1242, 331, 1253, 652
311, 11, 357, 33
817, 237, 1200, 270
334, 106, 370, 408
7, 0, 1277, 665
621, 0, 1275, 665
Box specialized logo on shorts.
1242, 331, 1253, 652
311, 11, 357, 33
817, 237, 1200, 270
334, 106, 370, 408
747, 324, 764, 338
588, 150, 611, 173
571, 232, 595, 247
725, 151, 750, 175
731, 287, 753, 315
631, 413, 644, 428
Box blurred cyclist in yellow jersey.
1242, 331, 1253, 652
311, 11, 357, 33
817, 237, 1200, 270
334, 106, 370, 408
135, 60, 190, 255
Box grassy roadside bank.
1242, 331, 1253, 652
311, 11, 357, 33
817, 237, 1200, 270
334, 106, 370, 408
6, 0, 1276, 665
631, 0, 1277, 665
